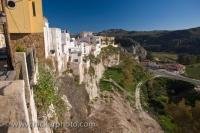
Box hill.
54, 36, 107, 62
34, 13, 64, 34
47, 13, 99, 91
98, 27, 200, 54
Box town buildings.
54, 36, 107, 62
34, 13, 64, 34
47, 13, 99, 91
43, 21, 118, 79
141, 59, 186, 74
100, 36, 117, 48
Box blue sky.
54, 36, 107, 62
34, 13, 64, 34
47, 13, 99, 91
43, 0, 200, 33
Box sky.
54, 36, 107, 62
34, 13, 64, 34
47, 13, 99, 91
43, 0, 200, 33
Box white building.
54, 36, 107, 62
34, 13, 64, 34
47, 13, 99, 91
80, 32, 93, 38
61, 30, 71, 54
43, 18, 52, 58
43, 23, 118, 82
91, 36, 102, 57
50, 28, 63, 73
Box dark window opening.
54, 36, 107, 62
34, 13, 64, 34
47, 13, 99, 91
74, 59, 79, 62
78, 53, 81, 56
32, 2, 36, 16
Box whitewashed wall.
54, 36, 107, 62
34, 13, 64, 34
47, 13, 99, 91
50, 28, 63, 73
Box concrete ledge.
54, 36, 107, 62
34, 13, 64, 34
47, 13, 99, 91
0, 80, 31, 133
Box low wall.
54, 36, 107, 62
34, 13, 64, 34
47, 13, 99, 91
15, 52, 39, 133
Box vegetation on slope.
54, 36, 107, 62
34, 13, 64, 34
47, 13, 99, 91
177, 54, 200, 65
34, 65, 66, 121
141, 77, 200, 133
151, 52, 178, 63
185, 63, 200, 80
100, 45, 119, 60
100, 52, 150, 102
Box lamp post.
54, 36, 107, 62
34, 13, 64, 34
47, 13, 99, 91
0, 0, 14, 70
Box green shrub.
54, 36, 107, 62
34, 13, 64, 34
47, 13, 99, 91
87, 54, 101, 64
34, 65, 66, 121
159, 115, 177, 133
100, 45, 119, 60
88, 66, 95, 76
99, 80, 113, 92
16, 45, 26, 52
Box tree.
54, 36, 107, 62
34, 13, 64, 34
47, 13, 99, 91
146, 51, 154, 60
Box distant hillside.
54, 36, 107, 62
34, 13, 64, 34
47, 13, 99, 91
98, 27, 200, 54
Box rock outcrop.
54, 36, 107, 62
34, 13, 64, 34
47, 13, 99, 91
83, 53, 120, 100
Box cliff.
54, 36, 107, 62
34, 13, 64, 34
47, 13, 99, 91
32, 46, 162, 133
84, 53, 120, 100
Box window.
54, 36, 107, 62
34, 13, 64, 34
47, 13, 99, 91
32, 2, 36, 16
78, 53, 81, 56
74, 59, 79, 62
69, 56, 71, 62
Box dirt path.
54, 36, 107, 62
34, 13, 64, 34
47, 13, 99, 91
135, 80, 163, 133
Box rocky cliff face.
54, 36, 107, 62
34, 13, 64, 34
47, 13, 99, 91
83, 53, 120, 100
52, 50, 163, 133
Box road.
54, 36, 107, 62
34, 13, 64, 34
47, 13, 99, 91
149, 69, 200, 86
135, 69, 200, 118
134, 69, 200, 132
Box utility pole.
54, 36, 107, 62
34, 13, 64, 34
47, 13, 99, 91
0, 0, 14, 70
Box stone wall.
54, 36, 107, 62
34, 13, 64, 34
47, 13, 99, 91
10, 33, 45, 60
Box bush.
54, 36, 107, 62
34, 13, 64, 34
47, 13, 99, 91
99, 53, 150, 94
16, 45, 26, 52
88, 66, 95, 76
100, 45, 119, 60
99, 80, 113, 92
87, 54, 101, 64
34, 65, 66, 121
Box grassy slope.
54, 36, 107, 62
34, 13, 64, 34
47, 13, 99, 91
100, 67, 124, 92
185, 63, 200, 80
99, 52, 150, 105
152, 52, 178, 62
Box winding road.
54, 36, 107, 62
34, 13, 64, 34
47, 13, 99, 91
134, 69, 200, 132
150, 69, 200, 86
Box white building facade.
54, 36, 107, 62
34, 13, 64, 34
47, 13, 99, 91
49, 28, 63, 73
43, 21, 118, 81
43, 18, 52, 58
